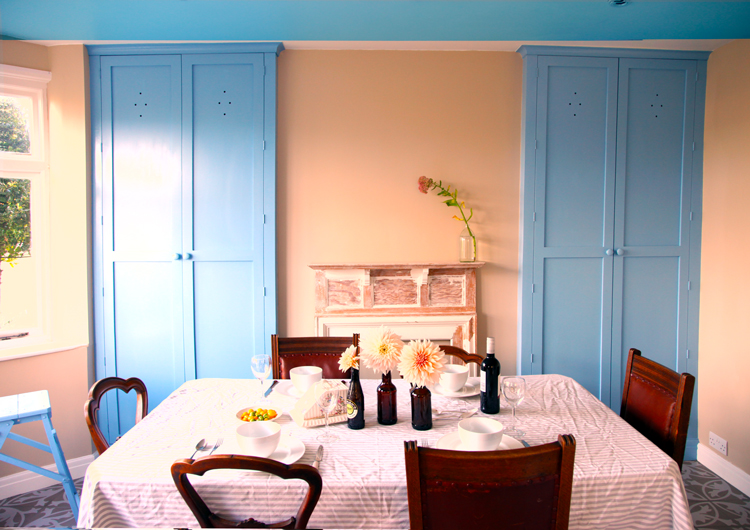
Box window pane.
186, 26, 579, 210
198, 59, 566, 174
0, 177, 33, 332
0, 96, 32, 154
0, 177, 32, 260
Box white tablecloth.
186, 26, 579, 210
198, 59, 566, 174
77, 375, 692, 529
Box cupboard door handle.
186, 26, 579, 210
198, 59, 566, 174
616, 248, 624, 256
605, 248, 614, 256
184, 253, 193, 260
173, 253, 182, 260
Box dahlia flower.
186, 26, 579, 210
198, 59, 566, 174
398, 339, 445, 388
338, 345, 359, 372
360, 326, 404, 375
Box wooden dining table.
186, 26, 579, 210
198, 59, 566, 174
77, 374, 693, 529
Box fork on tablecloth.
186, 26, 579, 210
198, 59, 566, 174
209, 436, 223, 455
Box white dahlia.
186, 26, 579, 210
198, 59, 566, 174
360, 326, 404, 375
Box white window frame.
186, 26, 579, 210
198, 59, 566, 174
0, 64, 52, 352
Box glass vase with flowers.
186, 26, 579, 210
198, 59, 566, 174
418, 176, 476, 262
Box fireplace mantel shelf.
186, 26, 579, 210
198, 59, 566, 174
310, 262, 484, 353
310, 262, 485, 270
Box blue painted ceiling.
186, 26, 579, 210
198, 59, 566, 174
0, 0, 748, 43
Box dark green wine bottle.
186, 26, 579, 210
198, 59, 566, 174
347, 368, 365, 429
480, 337, 500, 414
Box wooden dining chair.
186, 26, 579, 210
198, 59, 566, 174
171, 454, 322, 529
620, 348, 695, 470
404, 434, 576, 530
439, 345, 483, 366
271, 334, 359, 379
84, 376, 148, 455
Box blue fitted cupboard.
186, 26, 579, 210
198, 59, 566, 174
518, 46, 708, 459
89, 44, 282, 444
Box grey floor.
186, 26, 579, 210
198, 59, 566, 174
0, 461, 749, 528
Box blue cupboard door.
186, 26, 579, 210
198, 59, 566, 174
181, 54, 266, 379
609, 59, 697, 411
100, 55, 184, 441
531, 56, 619, 404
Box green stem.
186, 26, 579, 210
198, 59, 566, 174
432, 182, 476, 256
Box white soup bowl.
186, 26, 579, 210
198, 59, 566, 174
439, 364, 469, 392
290, 366, 323, 395
236, 421, 281, 458
458, 417, 504, 451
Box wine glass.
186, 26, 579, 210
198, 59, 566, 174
251, 353, 272, 405
501, 376, 526, 437
314, 380, 340, 443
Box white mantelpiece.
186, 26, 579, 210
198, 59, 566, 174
310, 262, 484, 354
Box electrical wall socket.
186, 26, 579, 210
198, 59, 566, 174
709, 431, 728, 456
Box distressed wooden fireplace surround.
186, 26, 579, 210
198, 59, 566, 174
311, 262, 484, 355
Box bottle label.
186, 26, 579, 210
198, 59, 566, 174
480, 375, 486, 393
346, 399, 358, 419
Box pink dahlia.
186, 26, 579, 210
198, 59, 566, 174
398, 339, 445, 388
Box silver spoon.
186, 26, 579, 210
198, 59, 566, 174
190, 438, 207, 459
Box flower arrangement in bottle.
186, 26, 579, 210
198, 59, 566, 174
418, 176, 476, 261
340, 344, 365, 429
360, 326, 404, 425
398, 339, 445, 431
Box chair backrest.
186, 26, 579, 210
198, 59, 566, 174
84, 376, 148, 455
439, 345, 483, 366
271, 334, 359, 379
404, 434, 576, 530
620, 348, 695, 469
171, 454, 322, 529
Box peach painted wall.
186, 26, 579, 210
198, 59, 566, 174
0, 42, 93, 478
700, 39, 750, 475
0, 346, 89, 477
277, 50, 523, 371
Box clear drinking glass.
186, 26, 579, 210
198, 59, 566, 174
251, 353, 272, 404
501, 376, 526, 437
314, 380, 340, 443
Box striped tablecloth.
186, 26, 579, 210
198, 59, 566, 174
77, 375, 692, 529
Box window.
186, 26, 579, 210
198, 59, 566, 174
0, 65, 50, 346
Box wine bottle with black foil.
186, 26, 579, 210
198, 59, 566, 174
480, 337, 500, 414
346, 368, 365, 430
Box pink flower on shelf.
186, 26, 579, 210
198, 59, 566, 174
418, 176, 434, 194
417, 176, 476, 258
398, 339, 445, 389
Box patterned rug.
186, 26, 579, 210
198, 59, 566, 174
683, 461, 750, 529
1, 462, 749, 528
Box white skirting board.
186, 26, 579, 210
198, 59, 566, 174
0, 453, 95, 500
697, 443, 750, 498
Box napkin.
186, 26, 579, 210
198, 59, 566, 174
289, 381, 348, 428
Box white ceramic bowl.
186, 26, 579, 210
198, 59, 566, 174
440, 364, 470, 392
458, 417, 504, 451
236, 421, 281, 458
290, 366, 323, 395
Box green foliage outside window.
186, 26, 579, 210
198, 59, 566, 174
0, 97, 33, 266
0, 178, 31, 265
0, 98, 31, 154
